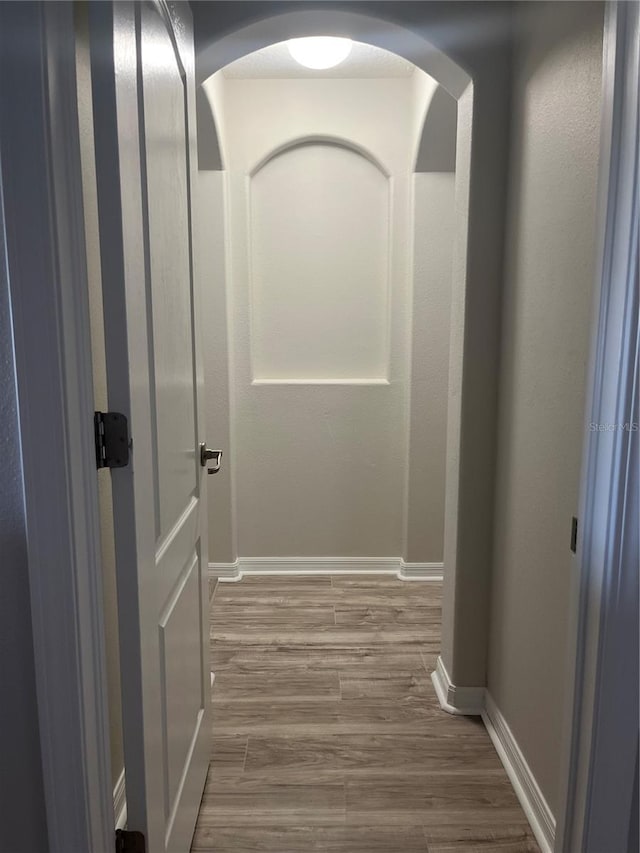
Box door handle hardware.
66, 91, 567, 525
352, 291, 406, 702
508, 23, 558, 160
200, 443, 222, 475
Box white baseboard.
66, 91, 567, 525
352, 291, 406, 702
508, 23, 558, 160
431, 655, 484, 715
209, 557, 443, 582
398, 561, 443, 581
482, 692, 555, 853
236, 557, 401, 575
210, 560, 240, 581
113, 768, 126, 831
430, 662, 555, 851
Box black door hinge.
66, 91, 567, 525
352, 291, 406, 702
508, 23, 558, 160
115, 829, 146, 853
95, 411, 130, 469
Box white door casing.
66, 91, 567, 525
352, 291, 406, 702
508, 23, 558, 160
89, 2, 210, 850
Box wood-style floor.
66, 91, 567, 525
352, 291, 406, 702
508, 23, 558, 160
192, 575, 540, 852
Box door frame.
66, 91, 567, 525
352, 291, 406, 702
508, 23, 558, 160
1, 2, 635, 852
0, 2, 113, 851
555, 2, 639, 851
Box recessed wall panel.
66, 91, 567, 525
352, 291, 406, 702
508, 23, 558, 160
249, 142, 390, 382
159, 555, 202, 820
145, 54, 197, 540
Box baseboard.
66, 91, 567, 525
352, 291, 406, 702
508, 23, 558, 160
209, 560, 241, 581
430, 664, 555, 850
399, 560, 443, 581
482, 692, 555, 853
209, 557, 443, 582
113, 768, 126, 831
431, 655, 484, 715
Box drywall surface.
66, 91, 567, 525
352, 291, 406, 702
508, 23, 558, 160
411, 71, 439, 171
196, 170, 236, 563
75, 5, 124, 790
405, 173, 455, 563
203, 74, 454, 560
216, 77, 412, 557
488, 0, 604, 816
0, 184, 49, 853
249, 142, 391, 382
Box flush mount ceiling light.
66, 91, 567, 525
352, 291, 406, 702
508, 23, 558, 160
287, 37, 353, 70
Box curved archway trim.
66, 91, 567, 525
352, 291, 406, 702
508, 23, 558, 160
249, 134, 391, 178
195, 9, 471, 97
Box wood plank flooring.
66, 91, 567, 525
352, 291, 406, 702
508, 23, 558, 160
192, 575, 540, 852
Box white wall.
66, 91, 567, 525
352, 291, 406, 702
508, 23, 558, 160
196, 170, 236, 563
250, 142, 390, 383
405, 172, 455, 563
202, 72, 455, 562
488, 0, 604, 818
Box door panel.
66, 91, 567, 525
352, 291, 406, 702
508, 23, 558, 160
141, 8, 206, 838
159, 553, 202, 816
142, 5, 198, 540
89, 2, 210, 851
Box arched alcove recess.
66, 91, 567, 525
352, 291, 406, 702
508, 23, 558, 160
194, 5, 512, 700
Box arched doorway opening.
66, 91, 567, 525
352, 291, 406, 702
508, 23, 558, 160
194, 6, 510, 705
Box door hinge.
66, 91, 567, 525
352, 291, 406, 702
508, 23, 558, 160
115, 829, 146, 853
94, 411, 130, 469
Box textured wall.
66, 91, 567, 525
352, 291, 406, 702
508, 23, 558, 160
488, 0, 604, 816
405, 172, 455, 563
218, 77, 413, 559
196, 170, 236, 563
250, 142, 390, 382
202, 73, 455, 561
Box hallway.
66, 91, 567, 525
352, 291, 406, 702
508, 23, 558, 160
192, 576, 540, 852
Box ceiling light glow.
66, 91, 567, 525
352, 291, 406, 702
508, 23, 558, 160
287, 37, 353, 70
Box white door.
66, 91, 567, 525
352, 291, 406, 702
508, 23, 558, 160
90, 2, 211, 850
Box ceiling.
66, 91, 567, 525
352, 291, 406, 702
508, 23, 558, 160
222, 40, 416, 79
